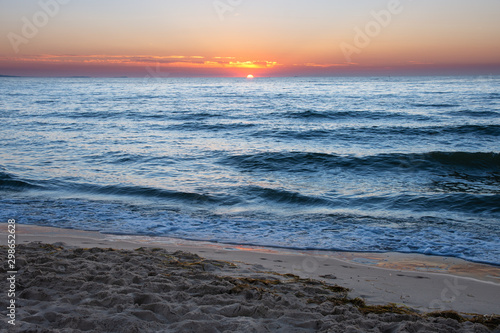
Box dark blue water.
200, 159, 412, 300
1, 76, 499, 264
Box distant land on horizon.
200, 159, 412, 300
0, 75, 99, 78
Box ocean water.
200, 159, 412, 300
1, 76, 499, 265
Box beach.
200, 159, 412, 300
1, 223, 499, 332
2, 0, 500, 331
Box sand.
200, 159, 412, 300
1, 223, 499, 332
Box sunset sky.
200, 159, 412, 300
1, 0, 500, 77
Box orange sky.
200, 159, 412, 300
1, 0, 499, 77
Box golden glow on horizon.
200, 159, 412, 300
246, 74, 254, 79
0, 55, 281, 70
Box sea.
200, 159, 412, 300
1, 76, 499, 265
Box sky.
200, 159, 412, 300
1, 0, 500, 77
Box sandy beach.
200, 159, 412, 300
1, 223, 499, 332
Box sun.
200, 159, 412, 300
246, 74, 254, 79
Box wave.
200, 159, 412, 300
404, 125, 500, 136
244, 185, 500, 213
0, 172, 42, 191
87, 182, 499, 214
167, 111, 224, 121
72, 183, 217, 203
0, 170, 217, 204
447, 110, 500, 118
34, 100, 57, 104
283, 110, 417, 120
246, 186, 330, 206
222, 151, 500, 173
251, 125, 500, 140
65, 110, 118, 119
253, 129, 332, 140
173, 122, 255, 131
239, 184, 499, 213
485, 92, 500, 100
411, 103, 459, 108
82, 151, 175, 165
427, 151, 500, 169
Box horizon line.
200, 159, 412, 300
2, 73, 500, 79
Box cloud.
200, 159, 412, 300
0, 55, 280, 69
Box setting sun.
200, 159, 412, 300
246, 74, 254, 79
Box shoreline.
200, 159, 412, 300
2, 223, 499, 316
